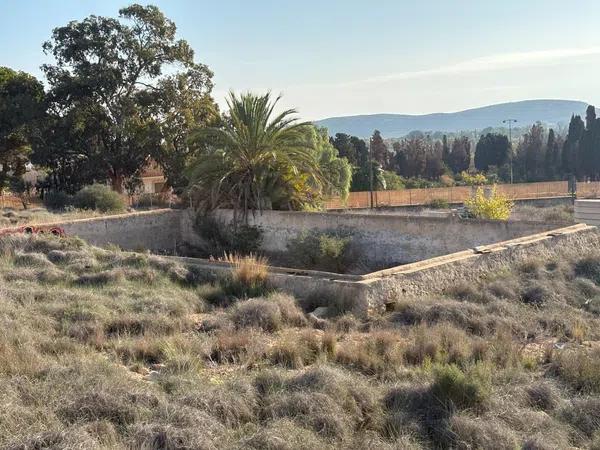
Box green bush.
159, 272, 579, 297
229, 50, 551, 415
73, 184, 126, 212
194, 215, 263, 256
287, 230, 357, 273
431, 363, 491, 410
43, 191, 73, 210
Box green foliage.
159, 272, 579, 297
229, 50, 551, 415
194, 215, 263, 256
381, 170, 405, 190
151, 71, 220, 195
464, 186, 513, 220
431, 363, 492, 410
447, 136, 471, 174
306, 126, 352, 200
474, 133, 510, 172
459, 171, 488, 186
188, 92, 323, 220
287, 230, 357, 273
73, 185, 126, 212
0, 67, 45, 192
43, 191, 73, 211
38, 4, 212, 193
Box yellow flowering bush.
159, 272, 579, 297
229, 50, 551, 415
464, 186, 513, 220
460, 171, 488, 186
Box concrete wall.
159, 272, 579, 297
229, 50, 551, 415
182, 209, 564, 268
171, 223, 597, 317
362, 225, 598, 310
575, 199, 600, 226
37, 209, 182, 253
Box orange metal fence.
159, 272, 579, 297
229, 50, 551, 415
324, 180, 581, 209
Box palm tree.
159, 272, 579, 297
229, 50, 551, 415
188, 91, 323, 223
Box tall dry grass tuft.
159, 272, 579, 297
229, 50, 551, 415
220, 253, 270, 298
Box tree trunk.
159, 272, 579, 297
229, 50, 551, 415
110, 172, 124, 194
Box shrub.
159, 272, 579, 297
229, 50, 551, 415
526, 382, 560, 411
230, 299, 283, 332
574, 256, 600, 284
459, 171, 488, 186
551, 348, 600, 393
464, 186, 513, 220
561, 397, 600, 438
431, 363, 491, 410
520, 283, 550, 306
73, 184, 126, 212
219, 253, 270, 299
287, 230, 358, 273
43, 190, 73, 210
268, 293, 308, 327
194, 215, 263, 256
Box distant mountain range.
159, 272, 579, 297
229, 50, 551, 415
315, 100, 591, 138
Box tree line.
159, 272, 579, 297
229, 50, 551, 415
2, 2, 598, 215
330, 105, 598, 192
0, 4, 352, 217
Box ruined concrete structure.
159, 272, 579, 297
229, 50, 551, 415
6, 208, 595, 316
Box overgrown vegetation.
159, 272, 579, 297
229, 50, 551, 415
73, 184, 126, 212
464, 185, 514, 220
286, 230, 358, 273
1, 233, 600, 448
194, 215, 263, 256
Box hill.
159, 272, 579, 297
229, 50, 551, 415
315, 99, 591, 137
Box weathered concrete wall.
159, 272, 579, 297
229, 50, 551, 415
171, 223, 597, 317
575, 199, 600, 226
362, 224, 598, 310
183, 209, 564, 267
31, 209, 183, 253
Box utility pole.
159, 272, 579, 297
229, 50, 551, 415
503, 119, 517, 184
368, 137, 374, 209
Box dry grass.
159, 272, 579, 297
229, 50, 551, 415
219, 252, 271, 299
222, 252, 269, 285
1, 233, 600, 448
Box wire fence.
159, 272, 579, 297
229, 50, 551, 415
323, 180, 593, 209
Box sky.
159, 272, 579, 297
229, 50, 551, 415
1, 0, 600, 120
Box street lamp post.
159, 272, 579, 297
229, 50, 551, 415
368, 137, 374, 209
503, 119, 517, 184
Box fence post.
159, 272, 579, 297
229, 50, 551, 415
409, 189, 412, 205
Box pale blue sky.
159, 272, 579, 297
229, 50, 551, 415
1, 0, 600, 119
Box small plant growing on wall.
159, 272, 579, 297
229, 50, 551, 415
194, 215, 263, 256
287, 230, 358, 273
464, 186, 514, 220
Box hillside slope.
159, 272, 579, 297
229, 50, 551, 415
316, 99, 590, 137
